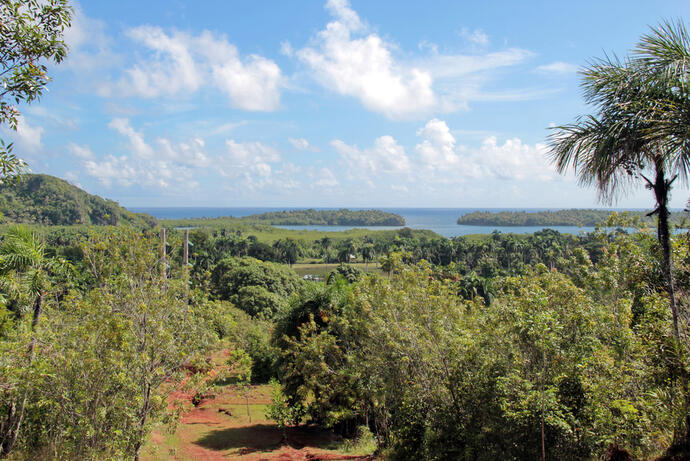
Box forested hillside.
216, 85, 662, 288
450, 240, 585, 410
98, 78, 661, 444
0, 174, 157, 227
244, 208, 405, 226
457, 209, 684, 227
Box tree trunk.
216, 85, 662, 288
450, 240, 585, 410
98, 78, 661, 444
653, 161, 689, 446
133, 382, 152, 461
6, 292, 43, 455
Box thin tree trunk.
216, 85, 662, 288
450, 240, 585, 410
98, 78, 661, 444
541, 349, 546, 461
653, 162, 689, 445
6, 293, 43, 455
133, 382, 152, 461
654, 167, 680, 341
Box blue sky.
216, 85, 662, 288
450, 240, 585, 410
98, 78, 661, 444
3, 0, 690, 208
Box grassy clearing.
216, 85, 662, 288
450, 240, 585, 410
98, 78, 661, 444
162, 218, 440, 244
141, 382, 375, 461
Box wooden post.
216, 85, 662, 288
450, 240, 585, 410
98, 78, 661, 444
183, 229, 189, 266
161, 227, 167, 282
183, 229, 189, 313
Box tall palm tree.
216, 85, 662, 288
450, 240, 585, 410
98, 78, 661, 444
548, 20, 689, 344
548, 20, 690, 446
319, 236, 332, 263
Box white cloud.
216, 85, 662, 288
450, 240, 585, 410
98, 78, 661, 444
537, 61, 578, 74
415, 118, 461, 170
219, 139, 282, 181
157, 137, 211, 168
81, 118, 209, 189
280, 41, 294, 57
289, 137, 310, 150
211, 121, 246, 136
77, 117, 294, 193
332, 135, 410, 176
289, 137, 319, 151
63, 4, 118, 72
1, 115, 44, 154
297, 0, 435, 118
468, 136, 556, 181
124, 26, 202, 98
315, 167, 339, 187
295, 1, 536, 118
68, 143, 94, 160
83, 155, 139, 187
331, 119, 559, 186
460, 28, 489, 47
116, 27, 283, 111
414, 119, 557, 181
108, 118, 154, 159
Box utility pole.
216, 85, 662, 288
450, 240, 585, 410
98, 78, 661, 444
161, 227, 167, 282
183, 229, 189, 266
183, 229, 189, 313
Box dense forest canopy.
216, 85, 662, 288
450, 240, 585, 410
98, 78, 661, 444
0, 174, 157, 227
0, 4, 688, 460
239, 209, 404, 226
457, 209, 685, 227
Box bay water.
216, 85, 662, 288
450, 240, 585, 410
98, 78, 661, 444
131, 207, 613, 238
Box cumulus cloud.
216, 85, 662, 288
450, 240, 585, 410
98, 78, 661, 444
297, 0, 435, 118
315, 167, 339, 187
415, 118, 461, 170
332, 135, 410, 176
331, 118, 559, 186
82, 154, 139, 187
63, 4, 118, 72
288, 137, 319, 151
79, 118, 211, 189
114, 27, 283, 110
1, 115, 44, 154
74, 116, 296, 193
108, 118, 154, 159
467, 136, 556, 181
68, 143, 94, 159
295, 0, 535, 118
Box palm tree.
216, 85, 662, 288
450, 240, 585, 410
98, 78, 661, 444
0, 226, 69, 455
361, 244, 375, 271
548, 20, 690, 446
319, 236, 332, 263
548, 20, 689, 344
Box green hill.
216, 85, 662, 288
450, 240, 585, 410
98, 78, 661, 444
244, 208, 406, 226
0, 174, 157, 227
456, 209, 685, 227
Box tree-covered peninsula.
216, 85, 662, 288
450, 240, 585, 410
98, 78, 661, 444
457, 209, 684, 227
0, 174, 157, 227
243, 208, 405, 226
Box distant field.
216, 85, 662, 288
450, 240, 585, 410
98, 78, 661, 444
162, 219, 441, 244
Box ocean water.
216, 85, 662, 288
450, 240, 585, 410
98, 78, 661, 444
131, 207, 604, 238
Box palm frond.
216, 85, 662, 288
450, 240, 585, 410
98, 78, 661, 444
635, 19, 690, 84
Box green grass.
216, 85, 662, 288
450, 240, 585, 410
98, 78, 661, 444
162, 218, 441, 244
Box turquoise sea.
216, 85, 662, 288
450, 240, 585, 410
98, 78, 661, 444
129, 207, 636, 238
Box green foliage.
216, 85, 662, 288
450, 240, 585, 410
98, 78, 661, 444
244, 208, 405, 226
0, 0, 72, 177
457, 209, 663, 227
0, 228, 224, 459
210, 256, 301, 319
326, 263, 363, 284
272, 225, 687, 459
0, 174, 157, 226
266, 379, 306, 429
